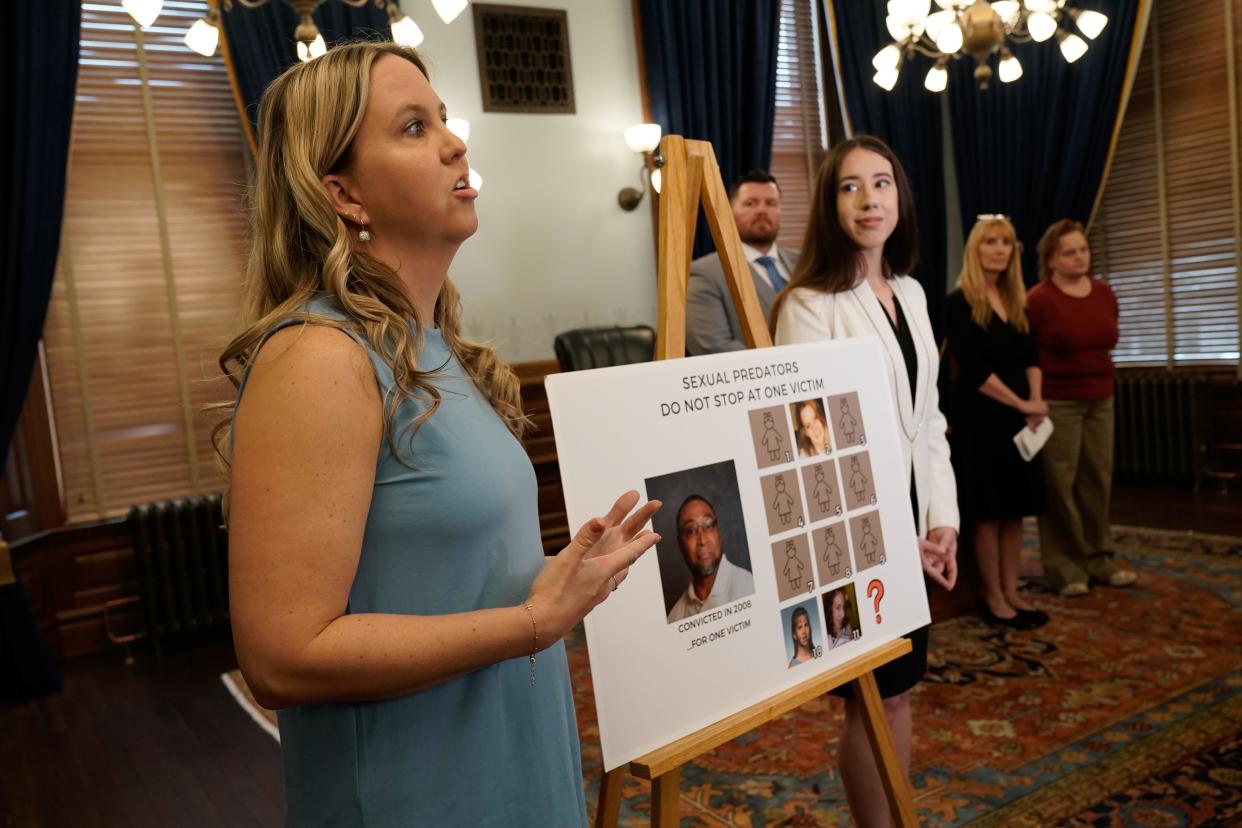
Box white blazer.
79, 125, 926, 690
774, 276, 959, 537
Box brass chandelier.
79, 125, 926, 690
873, 0, 1109, 92
121, 0, 468, 59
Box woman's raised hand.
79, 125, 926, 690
526, 491, 661, 644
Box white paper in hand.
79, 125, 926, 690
1013, 416, 1054, 461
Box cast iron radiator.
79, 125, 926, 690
1114, 371, 1210, 486
126, 494, 228, 657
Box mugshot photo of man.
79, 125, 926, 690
647, 459, 756, 624
666, 494, 756, 622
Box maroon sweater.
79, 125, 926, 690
1027, 278, 1119, 401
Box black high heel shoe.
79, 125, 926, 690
1015, 607, 1049, 629
981, 607, 1032, 629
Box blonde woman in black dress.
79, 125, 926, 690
944, 216, 1048, 630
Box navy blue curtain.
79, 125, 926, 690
947, 0, 1145, 284
638, 0, 780, 258
2, 0, 80, 471
0, 0, 75, 696
823, 0, 949, 337
221, 2, 391, 145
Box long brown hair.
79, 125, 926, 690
827, 587, 851, 637
1036, 218, 1087, 281
791, 399, 828, 456
212, 42, 527, 472
769, 135, 918, 329
956, 216, 1029, 333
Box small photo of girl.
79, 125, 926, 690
824, 584, 862, 650
780, 597, 824, 668
789, 398, 832, 458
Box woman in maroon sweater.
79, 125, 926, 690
1027, 219, 1137, 596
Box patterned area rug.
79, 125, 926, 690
223, 525, 1242, 826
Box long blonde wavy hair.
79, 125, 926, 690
212, 41, 526, 469
955, 216, 1029, 333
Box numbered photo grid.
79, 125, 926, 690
750, 395, 887, 619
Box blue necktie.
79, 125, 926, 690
756, 256, 786, 292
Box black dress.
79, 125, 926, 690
943, 289, 1046, 521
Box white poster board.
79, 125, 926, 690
545, 338, 929, 771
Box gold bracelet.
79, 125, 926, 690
522, 601, 538, 686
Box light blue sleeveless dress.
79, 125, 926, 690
237, 296, 586, 826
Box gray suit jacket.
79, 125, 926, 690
685, 245, 800, 355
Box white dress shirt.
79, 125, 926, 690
743, 242, 793, 290
666, 555, 756, 622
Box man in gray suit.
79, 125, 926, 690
685, 171, 800, 355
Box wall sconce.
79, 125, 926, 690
618, 123, 664, 211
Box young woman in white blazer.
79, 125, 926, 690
772, 135, 959, 828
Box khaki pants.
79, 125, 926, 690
1038, 396, 1118, 590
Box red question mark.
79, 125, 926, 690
867, 579, 885, 624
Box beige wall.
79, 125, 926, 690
405, 0, 658, 362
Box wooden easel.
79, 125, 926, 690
593, 136, 919, 828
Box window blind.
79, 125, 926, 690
43, 1, 249, 521
1090, 0, 1241, 367
771, 0, 827, 252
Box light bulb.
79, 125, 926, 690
873, 66, 900, 91
122, 0, 162, 27
999, 53, 1023, 82
923, 10, 955, 41
934, 21, 963, 53
1075, 10, 1107, 39
298, 34, 327, 62
623, 123, 662, 154
1027, 12, 1057, 42
447, 118, 470, 143
1060, 32, 1088, 63
885, 14, 909, 41
390, 15, 424, 47
468, 168, 482, 191
432, 0, 469, 25
889, 0, 931, 27
872, 44, 902, 72
924, 64, 948, 92
650, 168, 662, 195
885, 5, 927, 40
183, 17, 219, 57
992, 1, 1021, 26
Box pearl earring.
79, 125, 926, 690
352, 214, 370, 242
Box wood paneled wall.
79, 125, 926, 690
10, 360, 569, 660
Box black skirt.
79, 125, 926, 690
829, 623, 928, 700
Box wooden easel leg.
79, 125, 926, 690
594, 767, 625, 828
649, 765, 681, 828
852, 672, 918, 827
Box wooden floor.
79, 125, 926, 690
1110, 480, 1242, 536
1, 482, 1238, 827
0, 640, 281, 827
